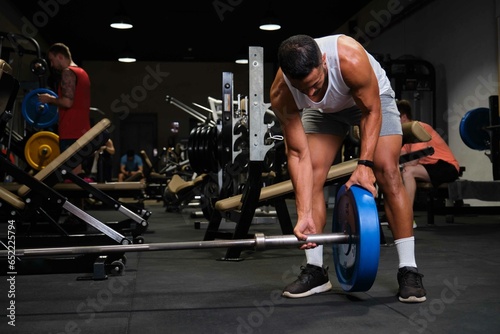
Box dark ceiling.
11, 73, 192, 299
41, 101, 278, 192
8, 0, 373, 64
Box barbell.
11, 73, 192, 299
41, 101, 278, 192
22, 88, 59, 129
1, 185, 380, 292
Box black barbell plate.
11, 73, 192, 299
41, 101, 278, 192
207, 125, 219, 173
459, 107, 490, 150
332, 184, 380, 292
22, 88, 59, 129
30, 58, 48, 76
187, 127, 198, 172
201, 126, 211, 173
193, 126, 205, 174
188, 126, 202, 174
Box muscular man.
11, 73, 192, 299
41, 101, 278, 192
270, 34, 426, 303
38, 43, 91, 176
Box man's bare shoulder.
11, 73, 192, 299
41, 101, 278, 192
61, 67, 77, 80
270, 69, 289, 101
337, 35, 365, 60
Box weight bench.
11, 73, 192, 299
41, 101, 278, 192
53, 181, 146, 199
0, 185, 25, 211
139, 149, 170, 201
164, 173, 208, 212
215, 159, 358, 212
419, 176, 500, 224
4, 181, 145, 199
415, 167, 466, 224
41, 177, 149, 241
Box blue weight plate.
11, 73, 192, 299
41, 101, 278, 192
459, 107, 490, 150
22, 88, 58, 129
332, 184, 380, 292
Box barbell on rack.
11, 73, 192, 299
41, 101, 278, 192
1, 185, 380, 292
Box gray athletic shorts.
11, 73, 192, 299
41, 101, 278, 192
301, 92, 402, 137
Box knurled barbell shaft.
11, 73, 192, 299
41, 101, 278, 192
2, 233, 354, 258
257, 233, 354, 250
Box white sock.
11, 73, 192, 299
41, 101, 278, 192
305, 245, 323, 267
394, 236, 417, 268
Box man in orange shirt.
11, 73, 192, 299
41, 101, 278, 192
398, 99, 460, 221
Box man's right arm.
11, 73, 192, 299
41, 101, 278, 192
38, 68, 76, 109
270, 69, 316, 241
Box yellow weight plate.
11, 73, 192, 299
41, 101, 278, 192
25, 131, 60, 170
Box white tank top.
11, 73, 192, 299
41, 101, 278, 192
283, 35, 392, 113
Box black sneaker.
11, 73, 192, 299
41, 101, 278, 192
282, 264, 332, 298
397, 266, 427, 303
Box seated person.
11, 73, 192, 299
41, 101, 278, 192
398, 100, 460, 226
118, 149, 144, 182
90, 139, 115, 182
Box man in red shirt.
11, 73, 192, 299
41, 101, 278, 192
38, 43, 91, 176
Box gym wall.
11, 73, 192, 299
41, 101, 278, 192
338, 0, 500, 207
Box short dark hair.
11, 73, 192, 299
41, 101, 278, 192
126, 149, 135, 158
48, 43, 72, 60
277, 34, 322, 80
397, 99, 413, 120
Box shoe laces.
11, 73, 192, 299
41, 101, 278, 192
401, 269, 424, 288
297, 265, 324, 281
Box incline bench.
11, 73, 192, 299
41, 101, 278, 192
17, 118, 111, 196
164, 173, 207, 212
215, 159, 358, 212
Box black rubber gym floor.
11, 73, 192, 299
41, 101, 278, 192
1, 199, 499, 334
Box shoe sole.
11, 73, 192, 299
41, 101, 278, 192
282, 281, 333, 298
399, 295, 427, 303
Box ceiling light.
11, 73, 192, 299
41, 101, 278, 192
259, 22, 281, 31
259, 17, 281, 31
110, 2, 133, 29
118, 51, 136, 63
110, 17, 133, 29
235, 58, 248, 64
118, 56, 136, 63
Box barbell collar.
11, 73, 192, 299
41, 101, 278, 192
2, 233, 352, 258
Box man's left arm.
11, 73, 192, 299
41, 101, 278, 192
338, 36, 381, 195
136, 156, 144, 173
